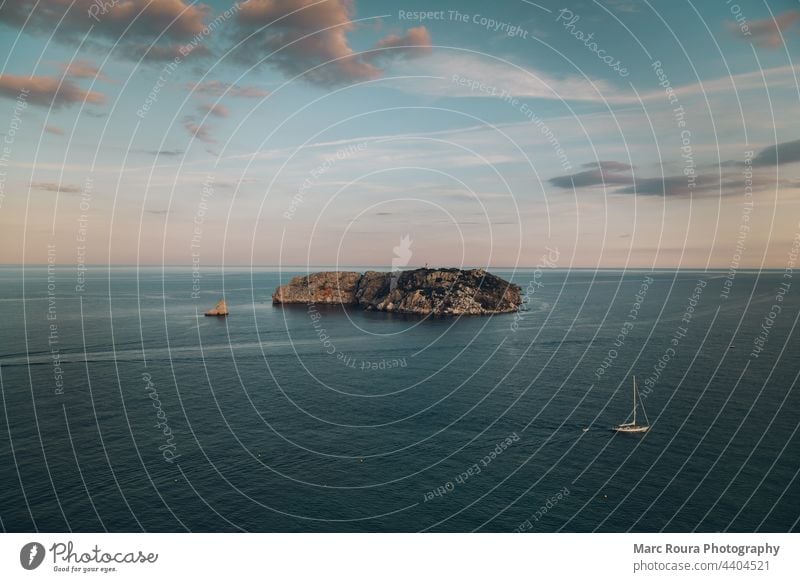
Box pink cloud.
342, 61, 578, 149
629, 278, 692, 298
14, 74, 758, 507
231, 0, 432, 86
186, 81, 270, 98
369, 26, 432, 61
184, 119, 216, 143
0, 74, 106, 107
233, 0, 379, 85
0, 0, 210, 41
1, 0, 213, 63
198, 103, 230, 118
727, 10, 800, 49
60, 59, 112, 82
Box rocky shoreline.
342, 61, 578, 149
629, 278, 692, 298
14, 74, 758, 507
272, 268, 521, 316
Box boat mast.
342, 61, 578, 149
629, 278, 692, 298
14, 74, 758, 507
632, 376, 637, 425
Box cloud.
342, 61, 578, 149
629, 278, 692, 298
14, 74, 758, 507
617, 170, 787, 197
549, 161, 633, 188
133, 148, 185, 157
184, 119, 215, 143
0, 74, 105, 107
186, 80, 270, 98
131, 43, 210, 62
0, 0, 210, 41
582, 160, 634, 172
726, 10, 800, 49
615, 175, 719, 196
721, 139, 800, 167
230, 0, 431, 86
231, 0, 378, 85
393, 53, 800, 107
751, 139, 800, 166
44, 125, 64, 136
390, 52, 626, 103
554, 155, 784, 197
366, 26, 432, 62
30, 182, 81, 193
60, 59, 111, 82
198, 103, 230, 118
1, 1, 212, 65
605, 0, 640, 13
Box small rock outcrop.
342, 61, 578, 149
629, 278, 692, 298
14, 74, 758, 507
272, 268, 521, 315
204, 299, 229, 317
271, 271, 361, 305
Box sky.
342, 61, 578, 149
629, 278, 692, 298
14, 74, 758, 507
0, 0, 799, 269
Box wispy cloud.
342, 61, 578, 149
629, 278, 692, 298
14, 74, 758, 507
183, 119, 216, 143
59, 59, 111, 82
133, 148, 185, 157
615, 175, 719, 197
393, 53, 800, 107
186, 80, 270, 98
198, 103, 230, 118
391, 52, 624, 102
549, 161, 634, 188
30, 182, 81, 193
604, 0, 640, 13
585, 161, 635, 171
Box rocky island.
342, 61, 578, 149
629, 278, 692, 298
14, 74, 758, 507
272, 268, 521, 315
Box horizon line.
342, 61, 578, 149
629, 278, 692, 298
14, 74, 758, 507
0, 263, 788, 272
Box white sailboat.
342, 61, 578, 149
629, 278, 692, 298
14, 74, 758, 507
612, 376, 649, 433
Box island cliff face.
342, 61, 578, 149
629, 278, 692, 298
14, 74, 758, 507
272, 268, 521, 315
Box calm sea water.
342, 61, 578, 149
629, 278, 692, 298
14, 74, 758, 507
0, 266, 798, 532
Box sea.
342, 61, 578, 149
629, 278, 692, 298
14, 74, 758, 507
0, 266, 798, 532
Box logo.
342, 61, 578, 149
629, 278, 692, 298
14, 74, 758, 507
390, 234, 413, 291
20, 542, 45, 570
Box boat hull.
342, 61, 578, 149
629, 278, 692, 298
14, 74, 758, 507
612, 424, 649, 433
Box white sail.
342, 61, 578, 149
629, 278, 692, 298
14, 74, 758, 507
613, 376, 649, 433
